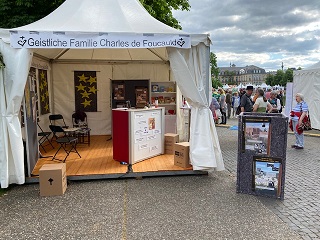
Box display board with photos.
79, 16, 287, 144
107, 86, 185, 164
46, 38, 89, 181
252, 156, 283, 198
237, 113, 288, 200
242, 117, 271, 155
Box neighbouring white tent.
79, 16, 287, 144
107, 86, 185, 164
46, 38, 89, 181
293, 64, 320, 130
0, 0, 224, 188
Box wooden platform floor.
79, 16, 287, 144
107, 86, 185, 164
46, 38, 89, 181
33, 135, 192, 177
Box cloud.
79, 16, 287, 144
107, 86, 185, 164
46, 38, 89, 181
173, 0, 320, 71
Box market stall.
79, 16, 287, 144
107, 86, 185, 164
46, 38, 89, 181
0, 0, 224, 188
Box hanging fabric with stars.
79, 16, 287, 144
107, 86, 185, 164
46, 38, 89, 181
74, 71, 98, 112
38, 69, 50, 115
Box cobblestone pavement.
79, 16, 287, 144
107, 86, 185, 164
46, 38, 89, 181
216, 118, 320, 240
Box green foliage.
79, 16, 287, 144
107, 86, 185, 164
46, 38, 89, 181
0, 0, 190, 29
212, 78, 222, 89
265, 73, 274, 86
273, 70, 284, 86
0, 0, 65, 28
210, 52, 219, 79
265, 68, 293, 87
283, 68, 293, 84
139, 0, 190, 30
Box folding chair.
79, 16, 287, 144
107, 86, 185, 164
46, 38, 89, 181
37, 122, 54, 152
49, 125, 81, 162
49, 114, 69, 128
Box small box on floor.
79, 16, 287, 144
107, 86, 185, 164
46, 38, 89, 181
39, 163, 67, 197
164, 133, 179, 154
174, 142, 191, 168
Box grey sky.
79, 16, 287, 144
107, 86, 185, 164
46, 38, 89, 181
173, 0, 320, 71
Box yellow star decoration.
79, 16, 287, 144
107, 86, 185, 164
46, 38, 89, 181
88, 86, 98, 94
76, 83, 86, 91
39, 83, 44, 92
81, 99, 92, 108
43, 80, 47, 87
44, 103, 49, 111
78, 74, 88, 83
41, 95, 46, 102
88, 76, 97, 85
40, 72, 45, 80
45, 91, 49, 97
80, 90, 92, 99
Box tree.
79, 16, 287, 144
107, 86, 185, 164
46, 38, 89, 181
139, 0, 190, 30
282, 68, 293, 86
0, 0, 65, 28
0, 0, 190, 29
265, 73, 274, 86
212, 78, 222, 89
272, 70, 284, 86
210, 52, 220, 80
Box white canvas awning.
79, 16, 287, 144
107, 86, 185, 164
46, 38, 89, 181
0, 0, 224, 188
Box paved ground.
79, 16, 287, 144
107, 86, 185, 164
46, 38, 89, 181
0, 117, 318, 239
218, 117, 320, 240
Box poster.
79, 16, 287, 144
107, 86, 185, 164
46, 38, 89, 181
74, 71, 98, 112
253, 156, 282, 197
243, 117, 271, 155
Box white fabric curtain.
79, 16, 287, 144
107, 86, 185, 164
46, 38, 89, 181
0, 40, 33, 188
168, 44, 224, 171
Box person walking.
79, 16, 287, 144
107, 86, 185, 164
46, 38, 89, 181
232, 92, 240, 117
225, 90, 232, 119
253, 88, 272, 113
289, 93, 309, 150
240, 86, 254, 113
218, 88, 227, 124
268, 90, 281, 113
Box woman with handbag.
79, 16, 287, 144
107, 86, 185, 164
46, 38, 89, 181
289, 93, 309, 150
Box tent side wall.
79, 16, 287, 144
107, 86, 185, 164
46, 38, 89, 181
293, 70, 320, 130
50, 61, 171, 135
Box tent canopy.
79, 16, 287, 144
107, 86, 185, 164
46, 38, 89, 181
0, 0, 223, 188
9, 0, 209, 62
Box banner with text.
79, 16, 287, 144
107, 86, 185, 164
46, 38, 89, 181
10, 31, 191, 49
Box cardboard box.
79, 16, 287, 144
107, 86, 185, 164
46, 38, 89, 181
174, 142, 191, 168
39, 163, 67, 197
164, 133, 179, 154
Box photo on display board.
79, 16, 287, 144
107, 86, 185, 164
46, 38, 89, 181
242, 117, 271, 155
252, 156, 282, 197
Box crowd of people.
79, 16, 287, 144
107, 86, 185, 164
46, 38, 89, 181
209, 86, 284, 124
209, 85, 309, 150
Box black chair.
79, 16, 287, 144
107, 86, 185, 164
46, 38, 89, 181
38, 122, 54, 152
72, 111, 91, 145
49, 125, 81, 162
49, 114, 68, 128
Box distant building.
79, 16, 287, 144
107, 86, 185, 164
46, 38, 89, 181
218, 64, 267, 85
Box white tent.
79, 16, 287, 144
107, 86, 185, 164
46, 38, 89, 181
293, 64, 320, 130
0, 0, 224, 188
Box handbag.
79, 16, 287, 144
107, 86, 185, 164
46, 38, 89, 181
215, 109, 222, 117
299, 115, 312, 131
298, 103, 312, 131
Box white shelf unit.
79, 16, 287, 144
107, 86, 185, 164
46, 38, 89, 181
150, 82, 177, 133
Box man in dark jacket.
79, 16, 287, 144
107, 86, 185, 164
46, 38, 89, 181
240, 86, 254, 112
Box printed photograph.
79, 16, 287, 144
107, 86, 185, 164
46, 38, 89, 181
253, 157, 282, 197
244, 121, 271, 154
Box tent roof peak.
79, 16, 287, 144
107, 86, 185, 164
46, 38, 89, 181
15, 0, 185, 35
